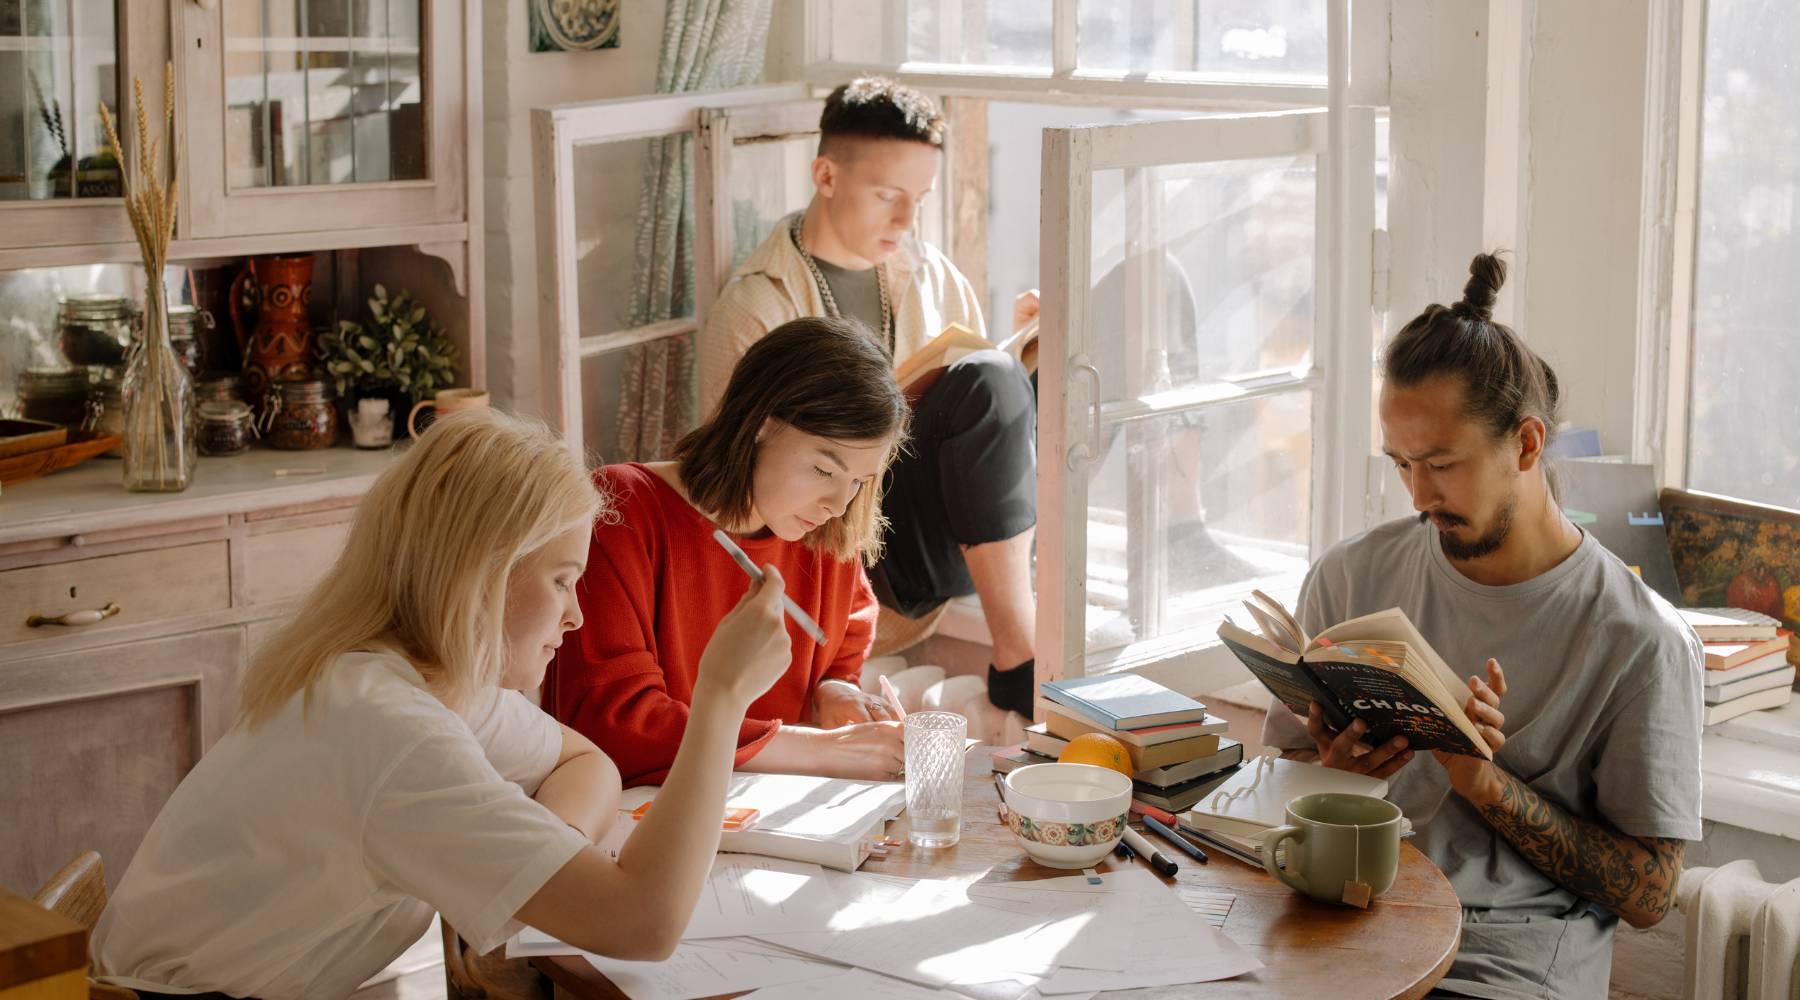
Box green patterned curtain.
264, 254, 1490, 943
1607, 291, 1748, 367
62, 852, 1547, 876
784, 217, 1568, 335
613, 0, 773, 462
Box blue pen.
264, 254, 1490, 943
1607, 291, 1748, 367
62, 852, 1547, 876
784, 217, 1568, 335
1142, 813, 1208, 864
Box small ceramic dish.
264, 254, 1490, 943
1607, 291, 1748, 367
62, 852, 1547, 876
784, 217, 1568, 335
1002, 762, 1132, 869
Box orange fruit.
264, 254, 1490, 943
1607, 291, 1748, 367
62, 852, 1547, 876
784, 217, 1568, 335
1058, 733, 1133, 777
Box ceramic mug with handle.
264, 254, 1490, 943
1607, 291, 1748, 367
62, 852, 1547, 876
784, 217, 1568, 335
408, 388, 490, 438
1262, 792, 1403, 906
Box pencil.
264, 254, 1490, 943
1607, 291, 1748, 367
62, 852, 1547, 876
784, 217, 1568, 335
711, 530, 828, 644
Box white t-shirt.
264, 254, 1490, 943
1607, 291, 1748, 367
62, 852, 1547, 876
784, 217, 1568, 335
91, 650, 593, 1000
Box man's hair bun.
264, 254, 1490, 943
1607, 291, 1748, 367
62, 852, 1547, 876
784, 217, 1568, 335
1450, 253, 1506, 323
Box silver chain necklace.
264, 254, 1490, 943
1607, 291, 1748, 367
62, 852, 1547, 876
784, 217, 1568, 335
790, 211, 893, 353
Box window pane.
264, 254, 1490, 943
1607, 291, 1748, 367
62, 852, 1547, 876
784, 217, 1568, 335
1088, 157, 1315, 404
827, 0, 1050, 69
223, 0, 423, 187
0, 0, 117, 200
1688, 0, 1800, 506
1078, 0, 1326, 81
728, 136, 814, 270
908, 0, 1050, 68
1085, 393, 1312, 655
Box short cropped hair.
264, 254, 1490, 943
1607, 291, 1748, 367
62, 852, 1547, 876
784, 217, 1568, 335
674, 317, 911, 562
818, 77, 946, 156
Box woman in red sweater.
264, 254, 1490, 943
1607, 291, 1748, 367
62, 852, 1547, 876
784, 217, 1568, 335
544, 317, 911, 785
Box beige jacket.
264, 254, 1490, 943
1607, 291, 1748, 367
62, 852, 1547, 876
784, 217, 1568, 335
697, 211, 987, 418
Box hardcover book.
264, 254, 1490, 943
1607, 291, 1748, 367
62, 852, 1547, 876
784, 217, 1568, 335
1040, 674, 1210, 729
1217, 591, 1494, 760
1040, 715, 1224, 769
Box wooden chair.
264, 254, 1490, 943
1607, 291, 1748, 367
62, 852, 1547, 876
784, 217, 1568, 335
32, 851, 138, 1000
441, 922, 548, 1000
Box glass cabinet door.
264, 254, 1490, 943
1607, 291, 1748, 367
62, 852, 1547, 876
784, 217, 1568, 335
179, 0, 466, 239
0, 0, 118, 201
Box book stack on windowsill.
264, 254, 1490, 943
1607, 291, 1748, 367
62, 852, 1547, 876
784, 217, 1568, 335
1680, 608, 1798, 725
989, 674, 1245, 813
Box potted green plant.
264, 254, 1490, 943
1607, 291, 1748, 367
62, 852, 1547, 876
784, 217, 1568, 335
317, 285, 459, 445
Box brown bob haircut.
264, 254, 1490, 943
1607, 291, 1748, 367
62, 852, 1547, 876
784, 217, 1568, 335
674, 317, 911, 562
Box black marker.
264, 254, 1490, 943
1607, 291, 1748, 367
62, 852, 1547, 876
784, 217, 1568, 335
1121, 827, 1178, 877
1143, 813, 1208, 864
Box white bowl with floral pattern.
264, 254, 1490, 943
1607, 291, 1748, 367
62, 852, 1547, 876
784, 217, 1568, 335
1001, 763, 1133, 869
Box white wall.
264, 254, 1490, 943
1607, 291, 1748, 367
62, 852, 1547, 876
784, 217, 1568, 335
1386, 0, 1661, 460
481, 0, 669, 416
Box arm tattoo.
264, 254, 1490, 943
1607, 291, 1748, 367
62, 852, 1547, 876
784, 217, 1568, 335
1476, 769, 1684, 923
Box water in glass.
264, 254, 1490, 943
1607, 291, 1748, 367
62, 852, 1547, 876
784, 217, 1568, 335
904, 711, 967, 848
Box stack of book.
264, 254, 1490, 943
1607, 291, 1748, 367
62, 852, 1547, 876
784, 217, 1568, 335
990, 674, 1244, 812
1681, 608, 1797, 725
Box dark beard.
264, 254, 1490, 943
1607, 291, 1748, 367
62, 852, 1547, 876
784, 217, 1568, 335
1422, 496, 1517, 562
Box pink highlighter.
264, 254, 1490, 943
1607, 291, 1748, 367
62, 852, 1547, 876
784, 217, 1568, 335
878, 674, 907, 721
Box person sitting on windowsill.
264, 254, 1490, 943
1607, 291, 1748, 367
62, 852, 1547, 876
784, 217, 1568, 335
697, 76, 1040, 722
1261, 254, 1702, 1000
545, 317, 912, 785
91, 409, 795, 1000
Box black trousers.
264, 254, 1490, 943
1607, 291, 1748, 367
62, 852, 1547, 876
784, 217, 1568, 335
874, 350, 1037, 617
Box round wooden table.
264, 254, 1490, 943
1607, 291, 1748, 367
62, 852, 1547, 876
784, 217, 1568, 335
535, 751, 1463, 1000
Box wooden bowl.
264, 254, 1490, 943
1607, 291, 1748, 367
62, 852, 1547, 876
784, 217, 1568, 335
0, 430, 126, 486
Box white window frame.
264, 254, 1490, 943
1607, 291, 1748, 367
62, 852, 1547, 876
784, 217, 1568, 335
530, 82, 816, 457
800, 0, 1379, 690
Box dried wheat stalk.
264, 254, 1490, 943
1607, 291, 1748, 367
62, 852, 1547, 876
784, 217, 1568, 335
100, 65, 186, 489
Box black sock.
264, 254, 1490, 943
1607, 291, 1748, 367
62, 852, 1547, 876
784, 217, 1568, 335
987, 659, 1036, 718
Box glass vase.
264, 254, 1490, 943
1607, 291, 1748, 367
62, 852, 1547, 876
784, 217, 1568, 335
122, 272, 197, 492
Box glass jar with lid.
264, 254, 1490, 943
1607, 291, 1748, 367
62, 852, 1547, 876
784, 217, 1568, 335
85, 366, 127, 456
165, 306, 208, 380
18, 367, 92, 426
264, 379, 338, 450
59, 294, 137, 367
198, 400, 256, 456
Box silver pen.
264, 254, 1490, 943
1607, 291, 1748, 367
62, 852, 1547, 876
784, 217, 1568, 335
711, 529, 828, 644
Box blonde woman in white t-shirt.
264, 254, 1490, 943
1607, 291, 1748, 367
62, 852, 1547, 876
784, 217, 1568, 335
90, 408, 795, 1000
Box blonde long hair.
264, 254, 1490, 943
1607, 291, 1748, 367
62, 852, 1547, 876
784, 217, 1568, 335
237, 409, 603, 730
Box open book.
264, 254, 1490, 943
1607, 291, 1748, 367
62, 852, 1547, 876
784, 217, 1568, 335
895, 322, 993, 400
1217, 591, 1493, 759
618, 772, 905, 871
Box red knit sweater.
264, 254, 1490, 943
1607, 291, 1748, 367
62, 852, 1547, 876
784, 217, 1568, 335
543, 463, 877, 787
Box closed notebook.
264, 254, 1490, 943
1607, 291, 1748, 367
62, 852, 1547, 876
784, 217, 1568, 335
1042, 706, 1228, 749
1040, 674, 1210, 729
1040, 715, 1224, 769
1704, 651, 1792, 687
1179, 757, 1389, 839
1705, 665, 1796, 705
1133, 739, 1245, 788
618, 772, 904, 872
1131, 766, 1243, 813
989, 744, 1057, 774
1705, 635, 1794, 671
1681, 607, 1783, 642
1703, 685, 1794, 726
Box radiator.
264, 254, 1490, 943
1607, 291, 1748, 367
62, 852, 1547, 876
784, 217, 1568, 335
1678, 860, 1800, 1000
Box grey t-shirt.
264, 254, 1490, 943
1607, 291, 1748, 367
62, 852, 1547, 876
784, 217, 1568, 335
1262, 517, 1703, 1000
811, 257, 887, 348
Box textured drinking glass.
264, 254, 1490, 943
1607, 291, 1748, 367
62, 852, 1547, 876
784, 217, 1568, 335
904, 711, 967, 848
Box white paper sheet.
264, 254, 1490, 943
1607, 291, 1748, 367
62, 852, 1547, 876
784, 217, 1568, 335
577, 945, 840, 1000
755, 876, 1137, 986
505, 857, 838, 959
738, 967, 955, 998
1026, 869, 1264, 994
681, 857, 838, 939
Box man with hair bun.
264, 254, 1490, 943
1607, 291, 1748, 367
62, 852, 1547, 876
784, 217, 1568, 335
1262, 254, 1702, 1000
699, 77, 1040, 721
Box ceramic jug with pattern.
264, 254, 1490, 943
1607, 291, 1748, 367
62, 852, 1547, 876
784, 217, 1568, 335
229, 254, 317, 414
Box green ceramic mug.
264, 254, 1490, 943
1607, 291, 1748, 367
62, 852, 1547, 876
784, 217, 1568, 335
1262, 792, 1403, 906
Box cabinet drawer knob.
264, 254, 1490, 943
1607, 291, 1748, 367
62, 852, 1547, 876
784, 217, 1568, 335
28, 603, 122, 628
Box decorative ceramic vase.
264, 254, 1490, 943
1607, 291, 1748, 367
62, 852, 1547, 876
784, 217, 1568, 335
122, 270, 197, 492
230, 254, 317, 415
